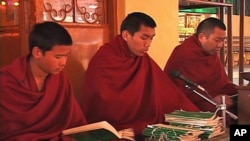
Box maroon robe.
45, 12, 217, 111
82, 35, 199, 136
0, 55, 86, 141
164, 34, 237, 112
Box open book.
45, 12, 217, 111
62, 121, 135, 141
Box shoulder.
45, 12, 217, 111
0, 56, 27, 80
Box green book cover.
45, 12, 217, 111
69, 128, 119, 141
165, 110, 215, 120
165, 110, 222, 127
162, 110, 225, 139
142, 124, 203, 141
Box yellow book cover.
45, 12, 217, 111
62, 121, 135, 141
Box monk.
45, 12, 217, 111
81, 12, 199, 140
0, 22, 86, 140
164, 17, 238, 125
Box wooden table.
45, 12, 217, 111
237, 86, 250, 124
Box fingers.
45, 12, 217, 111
223, 95, 233, 107
213, 95, 234, 108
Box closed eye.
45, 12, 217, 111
55, 55, 68, 59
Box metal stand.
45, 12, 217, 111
221, 96, 227, 128
185, 85, 238, 128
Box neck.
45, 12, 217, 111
29, 57, 48, 80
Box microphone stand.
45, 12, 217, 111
184, 85, 238, 128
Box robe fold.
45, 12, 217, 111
0, 55, 86, 141
164, 35, 237, 112
82, 35, 199, 136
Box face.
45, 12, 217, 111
122, 25, 155, 56
33, 45, 72, 75
198, 27, 226, 55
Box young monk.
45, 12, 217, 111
164, 17, 238, 126
0, 22, 86, 140
81, 12, 199, 140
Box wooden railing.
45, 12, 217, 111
224, 36, 250, 66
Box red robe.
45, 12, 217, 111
0, 55, 86, 141
82, 35, 199, 136
164, 34, 237, 112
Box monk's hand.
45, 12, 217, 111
213, 95, 233, 108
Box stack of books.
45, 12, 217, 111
142, 110, 225, 140
165, 110, 225, 139
143, 124, 204, 141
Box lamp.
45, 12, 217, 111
1, 0, 6, 6
0, 0, 19, 6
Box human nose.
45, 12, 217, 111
217, 41, 224, 48
145, 39, 153, 47
60, 57, 68, 66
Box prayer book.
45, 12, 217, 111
143, 124, 204, 141
143, 110, 225, 140
164, 110, 220, 126
164, 110, 225, 139
62, 121, 135, 141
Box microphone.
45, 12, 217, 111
171, 70, 208, 94
171, 70, 238, 120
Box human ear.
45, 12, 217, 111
32, 47, 43, 58
198, 32, 207, 42
121, 30, 130, 41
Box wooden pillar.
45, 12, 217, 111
227, 5, 233, 80
239, 0, 245, 85
219, 0, 225, 66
